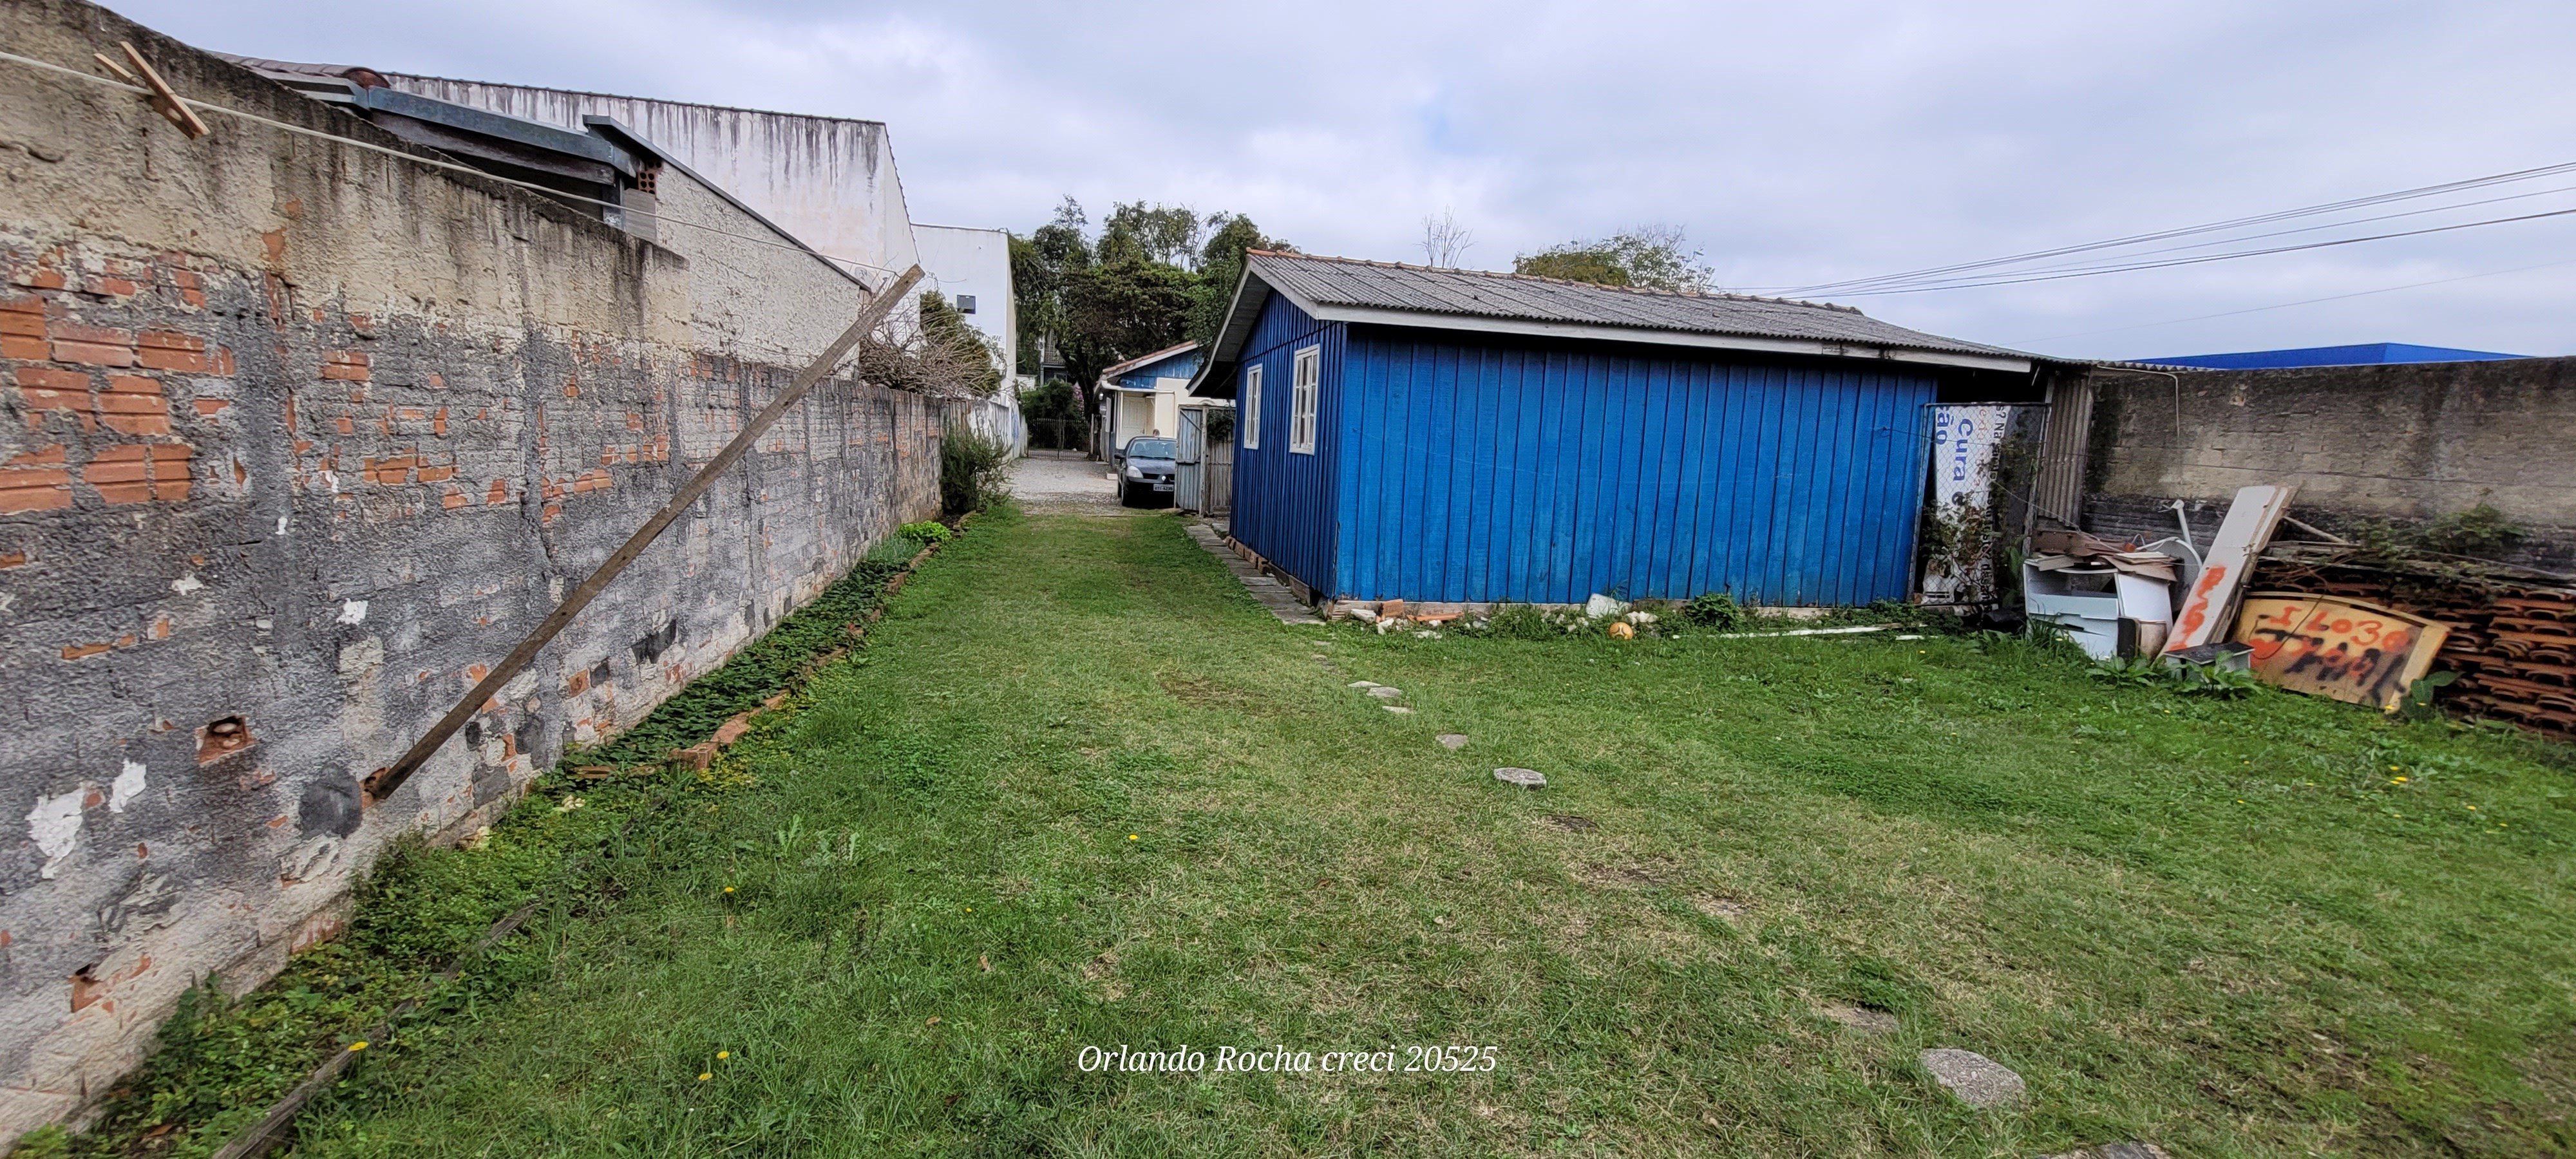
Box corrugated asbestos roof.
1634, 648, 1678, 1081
1242, 252, 2030, 361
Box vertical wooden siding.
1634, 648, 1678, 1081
1335, 330, 1937, 605
1226, 296, 1343, 595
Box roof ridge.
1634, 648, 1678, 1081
1244, 250, 1862, 315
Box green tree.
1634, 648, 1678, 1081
1515, 225, 1712, 292
1011, 198, 1092, 371
1009, 198, 1290, 413
1187, 212, 1290, 345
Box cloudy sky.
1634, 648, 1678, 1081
113, 0, 2576, 360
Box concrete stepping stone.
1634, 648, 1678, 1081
1819, 1003, 1897, 1033
1493, 767, 1546, 788
1383, 705, 1414, 714
1437, 733, 1468, 749
1366, 686, 1403, 699
1348, 680, 1379, 688
1920, 1048, 2024, 1107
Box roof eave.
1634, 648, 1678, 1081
1303, 303, 2035, 374
1185, 267, 1269, 397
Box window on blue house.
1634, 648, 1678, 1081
1242, 363, 1262, 449
956, 294, 977, 314
1290, 346, 1319, 455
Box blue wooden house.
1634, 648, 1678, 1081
1186, 252, 2058, 607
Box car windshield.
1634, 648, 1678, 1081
1127, 438, 1176, 459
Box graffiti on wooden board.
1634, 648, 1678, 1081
2231, 593, 2451, 711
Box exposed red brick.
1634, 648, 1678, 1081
432, 406, 448, 436
333, 416, 354, 435
48, 320, 134, 367
486, 478, 509, 505
0, 446, 71, 512
148, 616, 171, 640
194, 398, 232, 419
0, 552, 24, 567
88, 275, 139, 297
62, 641, 109, 659
416, 465, 455, 484
84, 443, 193, 504
98, 375, 169, 436
0, 297, 46, 360
441, 485, 470, 510
565, 670, 590, 695
134, 330, 208, 372
16, 263, 66, 291
348, 313, 375, 337
319, 350, 369, 382
15, 365, 93, 430
209, 346, 234, 375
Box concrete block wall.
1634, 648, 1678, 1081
2081, 359, 2576, 571
0, 0, 943, 1137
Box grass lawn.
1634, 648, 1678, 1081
270, 506, 2572, 1157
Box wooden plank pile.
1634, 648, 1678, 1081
2255, 543, 2576, 737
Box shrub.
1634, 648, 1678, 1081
900, 520, 954, 543
1678, 592, 1745, 630
940, 423, 1013, 516
1484, 604, 1560, 641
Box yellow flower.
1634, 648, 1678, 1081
2392, 776, 2408, 783
698, 1072, 712, 1082
2466, 805, 2477, 811
2389, 765, 2401, 772
1128, 834, 1139, 841
723, 886, 735, 893
717, 1051, 730, 1060
348, 1041, 368, 1051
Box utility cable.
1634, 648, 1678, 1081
1818, 205, 2576, 297
1765, 158, 2576, 296
2004, 255, 2576, 346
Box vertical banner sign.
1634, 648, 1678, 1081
1921, 405, 2012, 604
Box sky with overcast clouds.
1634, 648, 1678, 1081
103, 0, 2576, 360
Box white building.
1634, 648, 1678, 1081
911, 224, 1018, 384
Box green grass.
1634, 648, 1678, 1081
84, 509, 2576, 1156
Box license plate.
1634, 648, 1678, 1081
1153, 483, 1173, 492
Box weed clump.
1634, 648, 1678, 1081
1679, 592, 1746, 630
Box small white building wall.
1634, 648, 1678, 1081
381, 76, 920, 290
911, 224, 1017, 384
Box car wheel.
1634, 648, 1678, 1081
1118, 482, 1138, 507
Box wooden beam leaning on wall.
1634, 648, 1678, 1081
361, 265, 926, 805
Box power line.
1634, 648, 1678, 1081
1821, 204, 2576, 296
2004, 256, 2576, 346
1760, 158, 2576, 296
1880, 180, 2576, 287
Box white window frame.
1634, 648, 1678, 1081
1289, 345, 1320, 455
1242, 363, 1262, 449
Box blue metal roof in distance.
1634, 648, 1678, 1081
2134, 343, 2527, 370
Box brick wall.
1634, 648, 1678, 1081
0, 1, 943, 1137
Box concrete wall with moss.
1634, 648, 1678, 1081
2080, 358, 2576, 571
0, 0, 942, 1139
